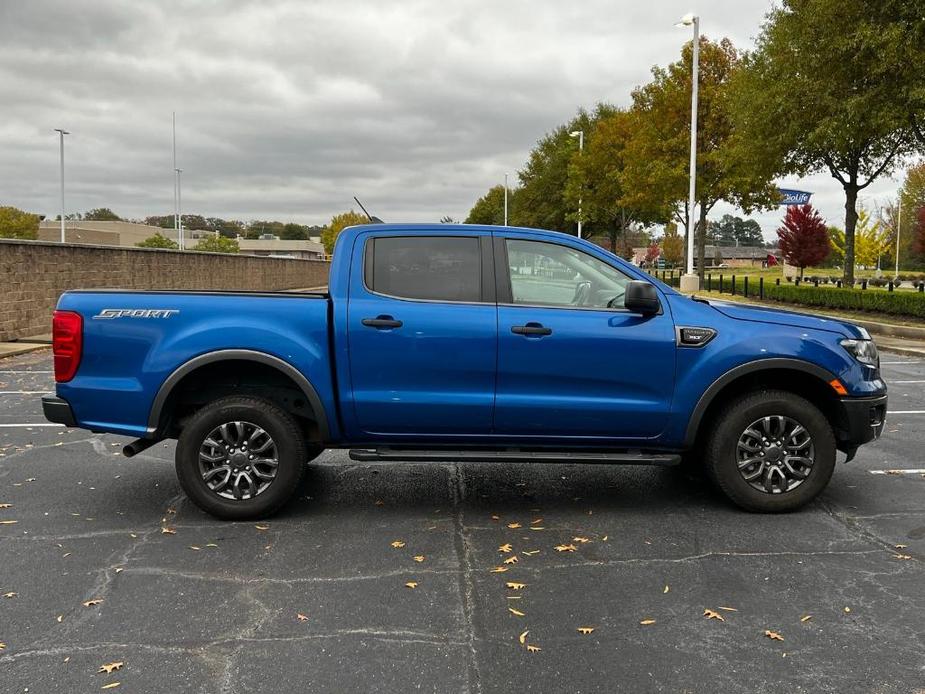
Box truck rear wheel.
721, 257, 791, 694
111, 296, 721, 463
176, 395, 310, 520
705, 389, 836, 512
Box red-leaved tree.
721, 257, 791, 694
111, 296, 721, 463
644, 242, 660, 264
912, 206, 925, 260
776, 204, 830, 278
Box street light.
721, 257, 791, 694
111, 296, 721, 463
895, 190, 904, 279
175, 168, 183, 250
172, 112, 178, 241
504, 173, 509, 226
569, 130, 584, 239
54, 128, 69, 243
676, 12, 700, 292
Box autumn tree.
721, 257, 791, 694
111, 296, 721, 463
776, 204, 830, 277
644, 242, 660, 264
0, 206, 40, 239
136, 233, 179, 249
623, 37, 778, 280
660, 223, 684, 266
321, 210, 367, 255
853, 207, 891, 269
731, 0, 923, 284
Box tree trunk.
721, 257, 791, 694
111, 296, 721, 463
697, 205, 708, 282
843, 184, 859, 285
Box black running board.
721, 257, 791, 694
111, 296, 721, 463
348, 448, 680, 466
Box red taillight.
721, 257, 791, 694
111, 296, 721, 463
53, 310, 83, 382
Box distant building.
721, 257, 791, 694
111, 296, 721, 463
38, 220, 210, 247
632, 244, 780, 268
236, 238, 325, 260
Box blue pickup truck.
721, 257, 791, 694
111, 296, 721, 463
43, 223, 887, 519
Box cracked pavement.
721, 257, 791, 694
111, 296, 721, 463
1, 351, 924, 693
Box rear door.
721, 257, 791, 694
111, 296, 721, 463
493, 233, 676, 439
346, 231, 498, 436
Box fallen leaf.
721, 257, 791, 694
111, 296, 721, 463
508, 607, 525, 617
374, 499, 384, 506
254, 524, 270, 531
491, 514, 500, 521
893, 554, 913, 560
0, 642, 5, 650
531, 518, 543, 524
56, 615, 63, 623
2, 592, 16, 598
602, 535, 609, 541
765, 630, 784, 641
507, 522, 522, 529
518, 630, 529, 645
489, 566, 508, 573
297, 613, 309, 622
640, 619, 656, 625
0, 504, 11, 509
98, 662, 123, 674
390, 540, 405, 548
895, 544, 907, 549
844, 607, 851, 613
82, 599, 104, 607
503, 555, 519, 565
413, 555, 425, 563
0, 520, 18, 525
206, 543, 218, 548
529, 527, 545, 531
663, 585, 670, 594
498, 543, 512, 553
506, 582, 526, 590
554, 544, 577, 552
160, 527, 176, 535
114, 568, 124, 574
526, 644, 541, 653
577, 626, 595, 634
522, 550, 540, 556
506, 596, 522, 600
189, 546, 201, 551
717, 606, 738, 612
703, 609, 725, 621
405, 581, 418, 589
101, 683, 121, 690
573, 537, 591, 544
800, 615, 812, 623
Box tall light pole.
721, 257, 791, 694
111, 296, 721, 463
504, 173, 509, 226
175, 168, 183, 250
895, 191, 904, 279
569, 130, 584, 239
172, 112, 178, 242
677, 12, 700, 292
54, 128, 69, 242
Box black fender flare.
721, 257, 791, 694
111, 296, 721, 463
683, 358, 838, 447
145, 349, 330, 441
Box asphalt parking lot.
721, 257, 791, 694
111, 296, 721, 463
1, 350, 924, 693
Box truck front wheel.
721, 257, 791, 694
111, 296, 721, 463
176, 395, 311, 520
705, 390, 836, 512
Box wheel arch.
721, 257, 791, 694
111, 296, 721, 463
684, 358, 842, 449
146, 349, 330, 442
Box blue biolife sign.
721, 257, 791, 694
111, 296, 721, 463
778, 189, 812, 205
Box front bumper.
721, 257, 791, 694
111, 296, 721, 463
837, 394, 887, 451
42, 395, 77, 427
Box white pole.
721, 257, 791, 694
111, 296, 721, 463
172, 112, 178, 240
685, 17, 700, 283
895, 195, 902, 278
54, 128, 69, 242
504, 173, 509, 226
176, 168, 183, 249
577, 130, 583, 239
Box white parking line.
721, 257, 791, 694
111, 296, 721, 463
891, 380, 925, 384
0, 423, 63, 428
887, 410, 925, 414
869, 469, 925, 475
0, 391, 50, 395
881, 361, 922, 365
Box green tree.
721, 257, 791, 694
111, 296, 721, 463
321, 210, 367, 255
248, 221, 286, 238
281, 222, 308, 240
0, 206, 40, 239
853, 207, 891, 269
465, 185, 508, 225
827, 225, 845, 267
82, 207, 121, 221
145, 215, 177, 229
709, 214, 764, 246
136, 233, 179, 249
193, 236, 239, 253
660, 223, 684, 266
516, 104, 617, 234
624, 36, 779, 280
730, 0, 923, 284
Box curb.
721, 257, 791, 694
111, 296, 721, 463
0, 343, 51, 360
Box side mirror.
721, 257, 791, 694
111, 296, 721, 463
624, 281, 660, 315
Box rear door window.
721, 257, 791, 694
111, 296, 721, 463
366, 236, 482, 302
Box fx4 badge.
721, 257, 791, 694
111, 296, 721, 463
93, 309, 180, 319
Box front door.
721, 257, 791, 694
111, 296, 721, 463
494, 235, 676, 439
346, 232, 497, 437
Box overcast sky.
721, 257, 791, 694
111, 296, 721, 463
0, 0, 908, 240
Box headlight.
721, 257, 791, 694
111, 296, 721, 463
840, 338, 879, 367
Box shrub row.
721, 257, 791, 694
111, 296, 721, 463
763, 283, 925, 319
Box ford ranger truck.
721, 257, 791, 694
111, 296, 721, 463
42, 224, 887, 519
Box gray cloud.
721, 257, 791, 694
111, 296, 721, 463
1, 0, 900, 236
